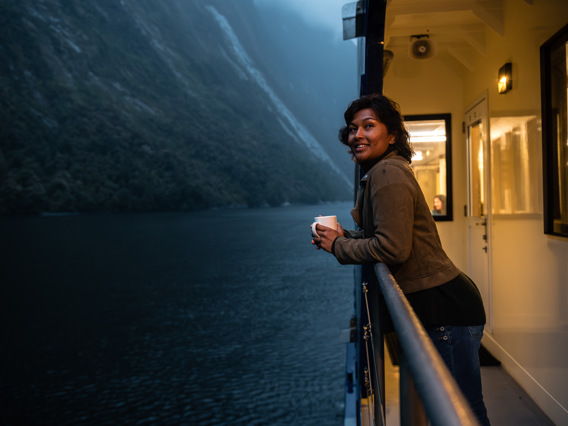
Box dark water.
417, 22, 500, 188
0, 203, 355, 425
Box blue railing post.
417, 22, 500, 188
365, 268, 386, 426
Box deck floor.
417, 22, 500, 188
359, 348, 555, 426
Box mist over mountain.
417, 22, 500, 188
0, 0, 357, 214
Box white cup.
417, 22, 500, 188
311, 215, 338, 237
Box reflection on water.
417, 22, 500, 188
0, 203, 354, 425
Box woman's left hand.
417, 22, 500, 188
312, 223, 344, 253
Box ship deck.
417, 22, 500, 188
359, 346, 555, 426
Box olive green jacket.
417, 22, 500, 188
332, 151, 460, 294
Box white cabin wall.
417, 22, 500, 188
383, 0, 568, 423
460, 1, 568, 423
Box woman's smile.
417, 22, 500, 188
348, 108, 394, 164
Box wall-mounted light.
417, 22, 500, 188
498, 62, 512, 94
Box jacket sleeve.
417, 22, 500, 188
332, 163, 416, 265
343, 229, 364, 239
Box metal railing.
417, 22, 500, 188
352, 263, 480, 426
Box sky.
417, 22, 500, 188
252, 0, 349, 40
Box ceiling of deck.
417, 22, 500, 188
383, 0, 529, 71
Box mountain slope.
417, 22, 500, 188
0, 0, 356, 214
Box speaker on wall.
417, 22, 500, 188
408, 34, 436, 60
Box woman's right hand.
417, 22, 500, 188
312, 222, 344, 253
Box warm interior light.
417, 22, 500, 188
498, 63, 512, 94
409, 135, 447, 143
412, 151, 424, 161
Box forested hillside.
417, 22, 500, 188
0, 0, 357, 214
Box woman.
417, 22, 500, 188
312, 94, 490, 425
432, 194, 446, 215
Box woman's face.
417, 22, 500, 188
433, 197, 443, 211
348, 108, 394, 165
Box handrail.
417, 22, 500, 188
370, 262, 480, 426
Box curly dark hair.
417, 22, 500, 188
338, 94, 414, 163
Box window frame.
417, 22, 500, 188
540, 23, 568, 237
404, 113, 453, 222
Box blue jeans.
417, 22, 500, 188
425, 325, 491, 426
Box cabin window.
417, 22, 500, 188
490, 115, 541, 215
404, 114, 453, 221
541, 23, 568, 237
